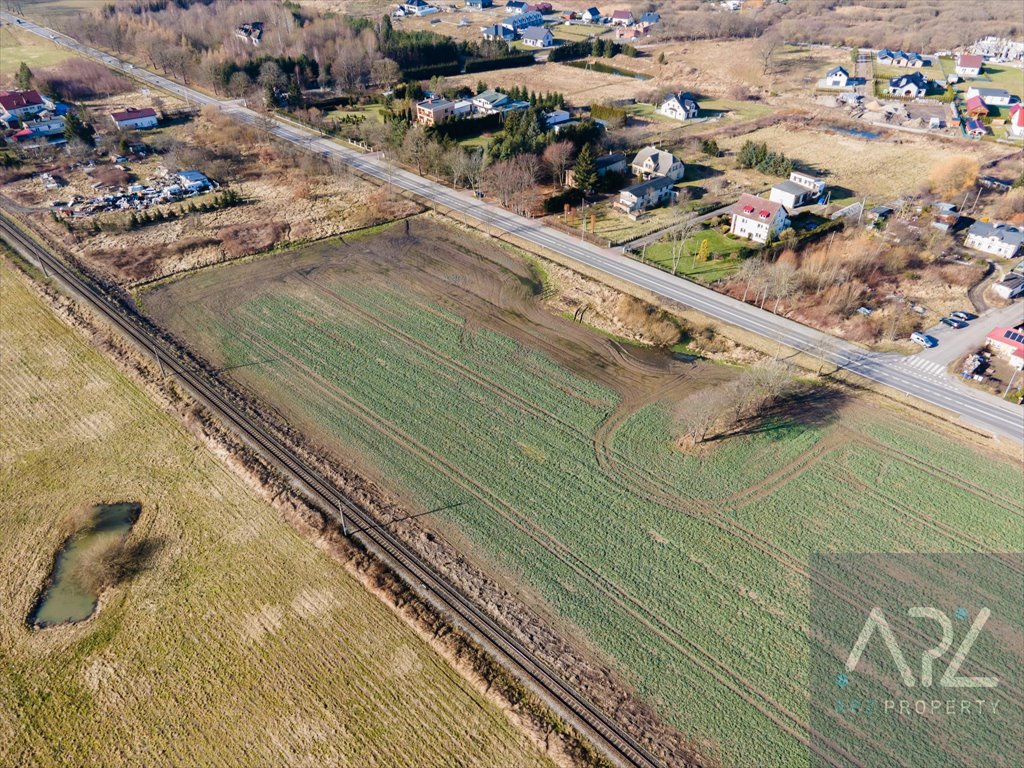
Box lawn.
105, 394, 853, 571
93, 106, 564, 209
955, 62, 1024, 101
642, 227, 749, 283
0, 256, 552, 768
581, 199, 687, 244
143, 222, 1024, 768
324, 102, 387, 123
0, 25, 77, 77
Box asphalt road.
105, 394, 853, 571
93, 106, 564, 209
5, 13, 1023, 444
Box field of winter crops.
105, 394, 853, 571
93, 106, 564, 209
145, 229, 1023, 768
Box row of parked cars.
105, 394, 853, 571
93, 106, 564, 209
911, 311, 973, 348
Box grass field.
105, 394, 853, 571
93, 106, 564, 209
956, 63, 1024, 100
643, 228, 747, 283
0, 25, 77, 79
0, 257, 553, 768
143, 221, 1024, 767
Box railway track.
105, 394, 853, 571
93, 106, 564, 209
0, 212, 672, 768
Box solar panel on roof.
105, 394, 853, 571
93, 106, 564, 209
1006, 331, 1024, 344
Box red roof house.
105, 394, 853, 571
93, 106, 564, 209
986, 327, 1024, 369
965, 95, 988, 117
1010, 103, 1024, 137
610, 9, 633, 24
0, 89, 46, 118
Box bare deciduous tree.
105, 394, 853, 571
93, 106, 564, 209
542, 140, 575, 188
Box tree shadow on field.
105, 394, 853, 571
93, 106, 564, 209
709, 385, 851, 442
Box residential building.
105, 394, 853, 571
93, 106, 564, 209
502, 9, 543, 29
823, 66, 849, 88
770, 171, 826, 209
965, 119, 988, 138
966, 86, 1015, 106
527, 2, 553, 12
403, 0, 439, 15
657, 92, 700, 121
565, 152, 626, 186
965, 221, 1023, 257
985, 327, 1024, 370
630, 146, 684, 181
639, 10, 660, 24
521, 25, 554, 46
1009, 104, 1024, 138
956, 53, 983, 77
930, 202, 960, 232
887, 71, 929, 98
234, 22, 263, 45
614, 176, 677, 214
729, 193, 788, 243
481, 24, 516, 41
11, 114, 66, 146
615, 25, 643, 41
177, 170, 212, 192
0, 89, 52, 122
466, 0, 492, 7
965, 95, 989, 118
472, 89, 512, 114
581, 7, 602, 22
415, 97, 455, 126
993, 273, 1024, 299
110, 107, 158, 130
610, 9, 632, 25
505, 0, 527, 12
543, 109, 571, 127
877, 48, 924, 67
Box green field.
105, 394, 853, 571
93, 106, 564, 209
0, 257, 552, 768
143, 223, 1024, 767
643, 228, 748, 283
0, 25, 77, 75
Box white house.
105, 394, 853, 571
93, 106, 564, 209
581, 6, 602, 22
966, 86, 1015, 106
520, 25, 554, 47
0, 89, 52, 122
993, 274, 1024, 300
614, 176, 677, 215
481, 24, 516, 41
1009, 104, 1024, 138
823, 66, 849, 88
965, 221, 1024, 258
502, 10, 543, 30
630, 146, 684, 181
543, 108, 572, 127
657, 92, 700, 121
609, 9, 632, 25
402, 0, 439, 15
110, 107, 159, 130
956, 54, 983, 77
505, 0, 527, 12
887, 71, 929, 98
177, 170, 213, 193
472, 89, 512, 114
769, 171, 826, 209
730, 193, 788, 243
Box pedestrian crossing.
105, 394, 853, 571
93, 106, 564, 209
900, 356, 948, 378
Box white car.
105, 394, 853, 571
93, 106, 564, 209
910, 332, 937, 348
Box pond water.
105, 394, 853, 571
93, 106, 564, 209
833, 126, 882, 140
564, 59, 651, 80
30, 502, 141, 628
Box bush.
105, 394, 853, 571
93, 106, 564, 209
548, 40, 591, 62
464, 54, 535, 74
429, 112, 502, 140
590, 103, 627, 127
543, 187, 584, 213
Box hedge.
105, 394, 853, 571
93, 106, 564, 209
429, 112, 503, 140
464, 54, 536, 74
548, 40, 591, 62
543, 187, 585, 213
401, 61, 462, 80
589, 103, 627, 127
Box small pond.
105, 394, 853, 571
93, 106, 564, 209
833, 126, 882, 140
30, 502, 141, 628
564, 59, 651, 80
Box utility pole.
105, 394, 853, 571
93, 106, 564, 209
152, 344, 165, 377
338, 501, 349, 536
1004, 368, 1021, 398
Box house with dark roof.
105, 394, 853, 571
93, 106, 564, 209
966, 86, 1015, 106
110, 107, 158, 130
657, 92, 700, 121
639, 11, 660, 24
877, 49, 925, 67
466, 0, 493, 7
505, 0, 528, 12
769, 171, 826, 209
481, 23, 516, 41
964, 118, 987, 138
614, 175, 677, 214
520, 25, 554, 47
965, 221, 1023, 257
630, 146, 684, 181
471, 89, 512, 113
729, 193, 788, 243
0, 89, 51, 122
581, 7, 602, 22
823, 66, 849, 88
887, 71, 929, 97
501, 9, 543, 30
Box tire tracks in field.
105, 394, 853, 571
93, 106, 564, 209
224, 312, 869, 768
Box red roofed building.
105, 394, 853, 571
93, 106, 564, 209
729, 193, 789, 243
986, 327, 1024, 370
610, 9, 633, 24
965, 95, 989, 118
956, 54, 983, 77
1009, 103, 1024, 139
110, 107, 159, 130
0, 89, 50, 121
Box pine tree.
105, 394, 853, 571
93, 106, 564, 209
697, 238, 709, 263
572, 143, 597, 193
16, 62, 33, 90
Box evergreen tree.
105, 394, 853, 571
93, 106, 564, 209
16, 62, 33, 90
602, 38, 616, 58
697, 238, 709, 262
591, 38, 602, 57
286, 79, 302, 109
572, 143, 596, 193
63, 112, 95, 147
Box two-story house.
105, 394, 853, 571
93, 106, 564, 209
729, 193, 789, 243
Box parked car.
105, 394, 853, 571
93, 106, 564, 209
911, 332, 937, 347
940, 317, 967, 329
950, 311, 972, 322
